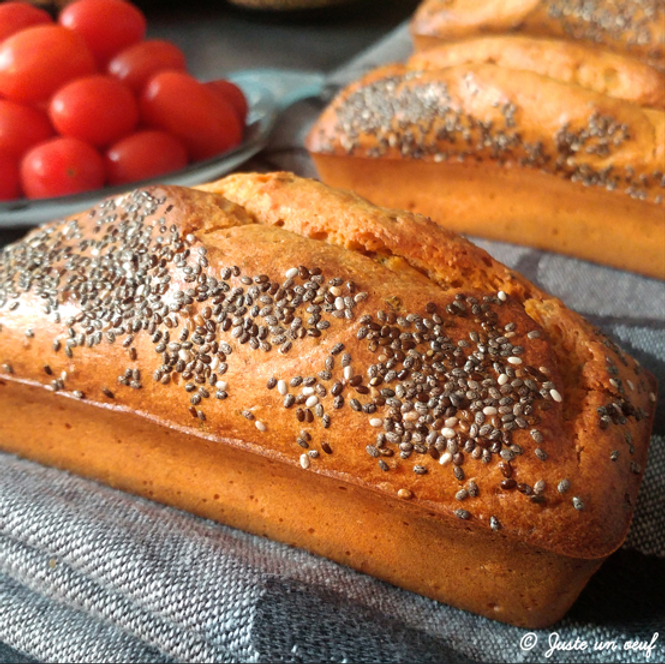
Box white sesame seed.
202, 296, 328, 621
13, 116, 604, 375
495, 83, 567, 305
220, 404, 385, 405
215, 381, 227, 390
277, 380, 287, 395
627, 379, 635, 391
439, 452, 453, 465
285, 267, 298, 279
305, 395, 319, 408
343, 366, 353, 380
403, 411, 419, 422
210, 357, 219, 371
255, 421, 267, 432
507, 356, 522, 365
369, 418, 383, 427
302, 386, 315, 396
442, 427, 456, 439
300, 453, 310, 469
329, 286, 341, 296
550, 388, 563, 403
649, 392, 656, 402
185, 233, 195, 243
497, 290, 507, 301
444, 416, 458, 428
335, 297, 345, 310
497, 373, 509, 386
482, 406, 498, 416
504, 331, 516, 339
178, 349, 191, 362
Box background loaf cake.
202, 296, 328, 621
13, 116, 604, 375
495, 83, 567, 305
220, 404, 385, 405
306, 60, 665, 279
411, 0, 665, 71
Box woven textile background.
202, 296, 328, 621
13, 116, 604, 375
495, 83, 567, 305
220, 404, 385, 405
0, 24, 663, 664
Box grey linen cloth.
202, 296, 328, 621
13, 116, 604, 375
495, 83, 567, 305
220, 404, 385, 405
1, 24, 664, 664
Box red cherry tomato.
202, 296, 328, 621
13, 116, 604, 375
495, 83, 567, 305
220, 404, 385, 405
0, 151, 21, 200
140, 71, 243, 161
0, 99, 54, 158
49, 75, 139, 147
59, 0, 147, 68
0, 2, 52, 43
0, 25, 97, 104
205, 79, 248, 126
105, 130, 188, 186
108, 40, 187, 95
21, 137, 105, 199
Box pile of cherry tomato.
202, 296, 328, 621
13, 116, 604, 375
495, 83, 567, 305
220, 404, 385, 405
0, 0, 247, 200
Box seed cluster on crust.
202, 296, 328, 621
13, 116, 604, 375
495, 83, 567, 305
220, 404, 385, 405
315, 72, 664, 204
0, 187, 655, 530
545, 0, 664, 57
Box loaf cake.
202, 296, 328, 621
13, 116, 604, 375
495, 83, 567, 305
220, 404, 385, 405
306, 60, 665, 280
0, 172, 657, 628
408, 34, 665, 110
410, 0, 665, 72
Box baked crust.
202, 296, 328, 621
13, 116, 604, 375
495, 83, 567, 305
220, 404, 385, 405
305, 63, 665, 279
410, 0, 665, 71
408, 35, 665, 109
0, 173, 657, 625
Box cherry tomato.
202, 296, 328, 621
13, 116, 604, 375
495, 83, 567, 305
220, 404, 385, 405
0, 2, 52, 43
59, 0, 146, 67
140, 71, 243, 161
49, 75, 139, 147
205, 79, 248, 126
21, 137, 105, 199
0, 151, 21, 200
105, 130, 188, 186
0, 99, 54, 158
108, 40, 187, 95
0, 25, 96, 104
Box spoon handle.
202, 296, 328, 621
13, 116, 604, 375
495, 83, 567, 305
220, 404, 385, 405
228, 69, 326, 112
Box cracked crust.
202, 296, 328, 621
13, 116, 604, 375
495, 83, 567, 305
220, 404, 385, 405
198, 172, 657, 557
408, 35, 665, 109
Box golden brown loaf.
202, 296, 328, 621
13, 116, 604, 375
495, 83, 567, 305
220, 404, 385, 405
0, 173, 657, 627
306, 61, 665, 279
408, 35, 665, 109
411, 0, 665, 71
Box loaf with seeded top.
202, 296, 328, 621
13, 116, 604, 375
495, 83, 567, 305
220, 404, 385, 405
0, 172, 657, 627
411, 0, 665, 71
306, 60, 665, 279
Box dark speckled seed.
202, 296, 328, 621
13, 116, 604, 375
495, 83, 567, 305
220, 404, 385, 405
534, 447, 548, 461
321, 441, 333, 454
558, 479, 571, 494
454, 509, 470, 520
572, 496, 585, 510
413, 465, 427, 475
489, 516, 500, 531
